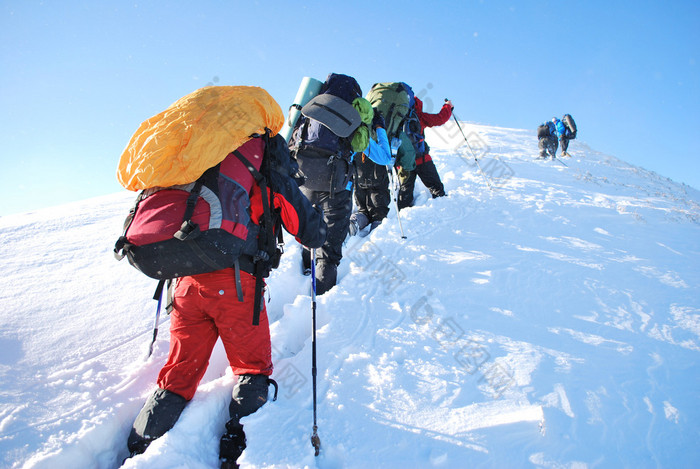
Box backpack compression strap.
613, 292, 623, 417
114, 192, 146, 261
232, 148, 278, 326
173, 180, 204, 241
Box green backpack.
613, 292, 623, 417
366, 82, 411, 141
366, 82, 417, 171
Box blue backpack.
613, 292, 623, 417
399, 83, 427, 157
547, 121, 557, 136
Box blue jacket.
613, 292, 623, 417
346, 127, 393, 191
352, 127, 392, 165
552, 119, 566, 138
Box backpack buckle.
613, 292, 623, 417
174, 220, 201, 241
114, 236, 131, 260
253, 250, 270, 263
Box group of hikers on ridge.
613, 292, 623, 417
113, 73, 454, 468
289, 76, 455, 295
537, 114, 577, 159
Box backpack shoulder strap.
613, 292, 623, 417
172, 180, 204, 241
233, 136, 282, 326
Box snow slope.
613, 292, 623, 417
1, 122, 699, 468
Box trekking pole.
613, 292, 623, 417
147, 279, 166, 358
447, 100, 493, 191
310, 248, 321, 456
390, 166, 407, 239
554, 156, 568, 167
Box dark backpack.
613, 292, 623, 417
290, 73, 361, 156
562, 114, 577, 138
537, 124, 551, 139
114, 132, 285, 324
402, 108, 427, 157
289, 73, 363, 193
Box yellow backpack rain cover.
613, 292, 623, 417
117, 86, 284, 191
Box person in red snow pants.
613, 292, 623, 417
158, 269, 272, 401
126, 133, 326, 469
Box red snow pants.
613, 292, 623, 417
156, 268, 273, 401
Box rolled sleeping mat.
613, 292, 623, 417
280, 76, 324, 142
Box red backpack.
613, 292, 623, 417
114, 134, 284, 326
115, 136, 270, 273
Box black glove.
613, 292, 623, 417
372, 111, 386, 130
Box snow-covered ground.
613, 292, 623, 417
1, 121, 699, 468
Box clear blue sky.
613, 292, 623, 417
1, 1, 698, 216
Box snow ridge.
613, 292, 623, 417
1, 122, 699, 468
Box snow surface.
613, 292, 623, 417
1, 122, 699, 468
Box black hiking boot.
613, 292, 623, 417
348, 212, 369, 237
220, 421, 246, 469
301, 249, 311, 276
126, 388, 189, 459
348, 217, 359, 236
219, 375, 278, 468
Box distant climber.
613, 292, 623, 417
560, 114, 577, 157
537, 118, 560, 159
